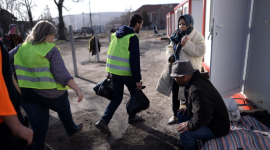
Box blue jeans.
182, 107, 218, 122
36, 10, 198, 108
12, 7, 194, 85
177, 111, 217, 150
20, 88, 79, 149
102, 74, 137, 124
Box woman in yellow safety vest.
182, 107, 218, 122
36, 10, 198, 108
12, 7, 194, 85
9, 20, 83, 149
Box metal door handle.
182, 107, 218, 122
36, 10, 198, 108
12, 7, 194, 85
216, 24, 224, 27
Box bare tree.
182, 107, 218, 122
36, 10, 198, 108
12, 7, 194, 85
14, 3, 31, 38
54, 0, 80, 40
0, 0, 17, 13
120, 7, 133, 26
19, 0, 36, 27
39, 5, 52, 21
14, 3, 28, 21
107, 17, 121, 25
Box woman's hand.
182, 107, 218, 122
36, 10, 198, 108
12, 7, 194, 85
169, 56, 175, 64
67, 79, 83, 102
181, 34, 189, 46
76, 90, 83, 102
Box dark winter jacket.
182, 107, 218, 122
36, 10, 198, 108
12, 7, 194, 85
115, 25, 141, 82
0, 41, 27, 149
87, 36, 101, 56
1, 34, 23, 51
184, 70, 230, 137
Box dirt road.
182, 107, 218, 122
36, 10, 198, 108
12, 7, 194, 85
44, 31, 183, 150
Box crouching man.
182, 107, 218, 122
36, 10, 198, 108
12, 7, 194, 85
170, 59, 230, 150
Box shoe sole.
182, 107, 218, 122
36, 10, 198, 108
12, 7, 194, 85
128, 119, 144, 124
95, 124, 111, 135
167, 120, 178, 125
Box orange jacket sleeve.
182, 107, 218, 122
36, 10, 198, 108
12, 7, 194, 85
0, 46, 17, 123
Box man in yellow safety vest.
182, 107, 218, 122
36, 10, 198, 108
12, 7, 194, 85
95, 14, 144, 135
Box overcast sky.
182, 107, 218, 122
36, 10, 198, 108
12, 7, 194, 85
34, 0, 182, 19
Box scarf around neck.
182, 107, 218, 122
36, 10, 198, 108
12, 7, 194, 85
169, 14, 194, 60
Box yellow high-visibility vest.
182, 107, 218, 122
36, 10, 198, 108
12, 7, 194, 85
106, 33, 137, 76
14, 42, 68, 90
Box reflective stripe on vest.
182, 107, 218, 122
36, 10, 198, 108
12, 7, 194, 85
14, 42, 68, 90
16, 75, 56, 83
107, 55, 129, 63
15, 65, 51, 73
106, 33, 137, 76
106, 63, 131, 72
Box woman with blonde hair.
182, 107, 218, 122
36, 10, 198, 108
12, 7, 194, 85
9, 20, 83, 149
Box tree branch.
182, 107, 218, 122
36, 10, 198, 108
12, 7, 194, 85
63, 5, 69, 11
54, 0, 58, 5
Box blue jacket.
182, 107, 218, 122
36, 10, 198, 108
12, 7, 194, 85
115, 25, 141, 82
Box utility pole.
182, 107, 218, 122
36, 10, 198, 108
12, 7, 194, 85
82, 12, 85, 27
77, 14, 79, 31
99, 12, 101, 33
73, 15, 75, 29
89, 0, 93, 35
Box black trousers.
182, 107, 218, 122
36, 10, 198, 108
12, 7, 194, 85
172, 80, 180, 117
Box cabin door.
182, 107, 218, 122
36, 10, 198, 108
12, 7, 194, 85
210, 0, 251, 97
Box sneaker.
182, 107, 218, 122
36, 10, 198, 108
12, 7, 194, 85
128, 115, 144, 124
69, 123, 83, 137
167, 116, 178, 125
95, 119, 111, 135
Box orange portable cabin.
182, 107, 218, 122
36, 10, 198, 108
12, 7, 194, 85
174, 0, 204, 35
166, 0, 206, 38
166, 12, 175, 38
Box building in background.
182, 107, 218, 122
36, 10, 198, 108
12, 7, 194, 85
133, 3, 178, 29
0, 9, 17, 37
0, 8, 35, 39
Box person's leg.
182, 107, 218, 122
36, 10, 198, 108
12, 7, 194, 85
177, 112, 217, 150
177, 111, 191, 124
168, 80, 180, 124
101, 74, 124, 124
179, 126, 217, 150
176, 111, 191, 146
20, 88, 49, 149
172, 80, 180, 117
21, 102, 49, 149
48, 91, 78, 136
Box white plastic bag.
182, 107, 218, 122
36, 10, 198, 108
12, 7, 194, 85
223, 98, 241, 121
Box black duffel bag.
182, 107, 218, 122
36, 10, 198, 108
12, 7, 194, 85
126, 88, 149, 114
93, 78, 113, 100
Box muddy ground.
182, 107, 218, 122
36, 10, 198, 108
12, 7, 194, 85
42, 30, 184, 150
